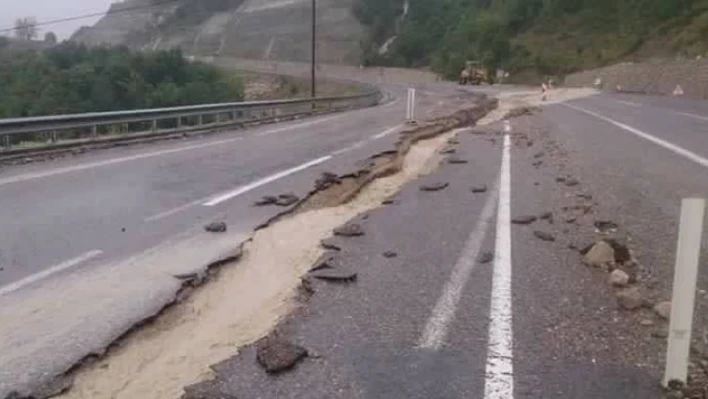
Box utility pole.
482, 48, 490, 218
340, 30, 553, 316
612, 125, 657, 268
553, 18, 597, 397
311, 0, 316, 98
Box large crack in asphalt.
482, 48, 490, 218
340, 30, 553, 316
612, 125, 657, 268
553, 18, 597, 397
46, 98, 497, 399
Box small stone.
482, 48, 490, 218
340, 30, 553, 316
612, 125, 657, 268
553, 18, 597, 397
256, 338, 308, 374
565, 217, 577, 224
121, 227, 126, 232
652, 328, 669, 339
312, 269, 358, 283
616, 286, 643, 310
448, 156, 469, 164
534, 231, 556, 242
564, 178, 580, 187
383, 251, 398, 258
275, 193, 299, 207
204, 222, 227, 233
511, 215, 538, 225
333, 223, 364, 237
420, 182, 449, 192
254, 196, 278, 206
471, 185, 488, 193
609, 269, 630, 287
640, 319, 655, 326
653, 301, 672, 320
478, 251, 494, 264
534, 182, 540, 186
583, 241, 615, 268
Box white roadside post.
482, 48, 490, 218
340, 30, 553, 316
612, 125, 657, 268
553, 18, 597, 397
663, 198, 706, 387
406, 88, 417, 124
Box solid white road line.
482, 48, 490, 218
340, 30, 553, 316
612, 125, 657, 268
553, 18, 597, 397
675, 111, 708, 122
563, 103, 708, 168
418, 179, 500, 350
484, 134, 514, 399
372, 124, 404, 140
0, 250, 103, 297
203, 155, 332, 206
145, 200, 205, 222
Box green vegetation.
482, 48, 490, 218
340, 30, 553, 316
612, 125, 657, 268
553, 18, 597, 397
0, 44, 243, 118
354, 0, 708, 79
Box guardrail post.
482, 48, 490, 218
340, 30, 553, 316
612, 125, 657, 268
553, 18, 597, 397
177, 116, 182, 129
151, 119, 158, 132
3, 135, 9, 149
198, 114, 204, 126
91, 125, 98, 138
663, 198, 706, 387
51, 131, 58, 143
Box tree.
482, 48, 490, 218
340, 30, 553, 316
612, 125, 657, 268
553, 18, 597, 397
44, 32, 57, 44
14, 17, 38, 41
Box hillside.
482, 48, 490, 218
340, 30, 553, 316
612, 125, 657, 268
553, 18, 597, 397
72, 0, 365, 64
354, 0, 708, 79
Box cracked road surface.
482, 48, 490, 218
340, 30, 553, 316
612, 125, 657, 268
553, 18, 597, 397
1, 74, 707, 399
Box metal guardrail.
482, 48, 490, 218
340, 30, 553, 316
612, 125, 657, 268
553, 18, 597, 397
0, 87, 382, 151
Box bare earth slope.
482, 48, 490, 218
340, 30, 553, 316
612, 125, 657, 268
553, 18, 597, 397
72, 0, 364, 64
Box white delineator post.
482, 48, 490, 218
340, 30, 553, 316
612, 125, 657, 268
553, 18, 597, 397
663, 198, 706, 387
406, 88, 417, 122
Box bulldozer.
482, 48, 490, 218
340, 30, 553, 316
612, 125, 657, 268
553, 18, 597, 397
458, 60, 490, 85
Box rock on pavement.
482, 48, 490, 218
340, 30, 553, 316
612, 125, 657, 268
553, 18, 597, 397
256, 338, 308, 374
584, 241, 615, 268
609, 269, 630, 287
653, 301, 672, 320
616, 287, 643, 310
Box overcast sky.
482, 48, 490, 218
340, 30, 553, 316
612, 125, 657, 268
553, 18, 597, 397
0, 0, 116, 39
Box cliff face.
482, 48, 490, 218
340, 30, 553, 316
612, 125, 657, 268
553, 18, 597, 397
71, 0, 365, 65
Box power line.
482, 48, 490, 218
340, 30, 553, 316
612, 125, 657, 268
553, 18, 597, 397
0, 0, 180, 34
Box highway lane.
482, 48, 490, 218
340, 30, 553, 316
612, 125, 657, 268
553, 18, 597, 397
0, 83, 489, 397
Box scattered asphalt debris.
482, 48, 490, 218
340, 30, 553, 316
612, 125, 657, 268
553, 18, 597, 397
447, 138, 460, 145
310, 256, 335, 272
382, 198, 398, 205
653, 301, 672, 320
315, 172, 341, 190
609, 269, 631, 287
533, 231, 556, 242
532, 160, 543, 167
275, 193, 300, 207
420, 182, 450, 192
312, 269, 358, 283
616, 286, 643, 310
478, 251, 494, 264
256, 337, 308, 374
564, 178, 580, 187
577, 193, 593, 200
471, 185, 488, 193
204, 222, 227, 233
594, 220, 619, 233
511, 215, 538, 225
556, 177, 567, 183
533, 151, 545, 158
540, 212, 553, 220
320, 239, 341, 251
299, 277, 315, 296
333, 223, 364, 237
254, 196, 279, 207
565, 216, 577, 224
383, 251, 398, 258
583, 241, 615, 268
440, 147, 456, 154
448, 156, 469, 164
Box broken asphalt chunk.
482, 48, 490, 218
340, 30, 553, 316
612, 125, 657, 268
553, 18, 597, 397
320, 238, 341, 251
471, 185, 488, 193
312, 269, 358, 283
616, 286, 643, 310
533, 231, 556, 242
564, 178, 580, 187
583, 241, 615, 268
420, 182, 449, 192
204, 222, 227, 233
333, 223, 364, 237
539, 212, 553, 220
447, 156, 469, 164
256, 338, 308, 374
383, 251, 398, 258
511, 215, 538, 225
254, 196, 278, 207
440, 147, 456, 154
478, 251, 494, 264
